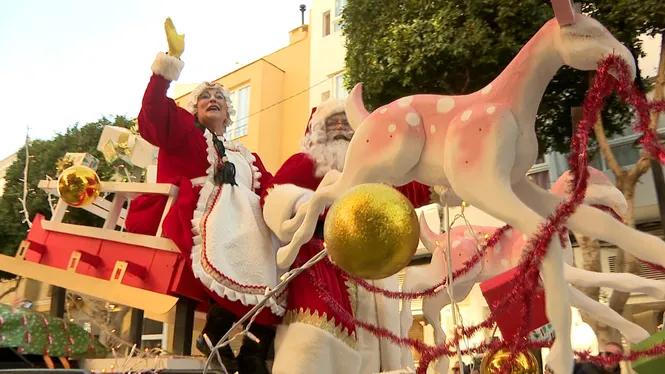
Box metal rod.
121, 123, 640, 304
442, 190, 464, 369
203, 249, 328, 374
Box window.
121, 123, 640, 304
611, 143, 640, 167
568, 142, 641, 172
141, 318, 167, 349
334, 21, 343, 33
335, 0, 346, 17
322, 11, 331, 37
321, 90, 331, 102
334, 74, 348, 100
224, 85, 251, 140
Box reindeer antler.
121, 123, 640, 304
551, 0, 576, 26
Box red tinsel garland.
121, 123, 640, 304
310, 55, 665, 374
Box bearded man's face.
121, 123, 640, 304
325, 113, 353, 142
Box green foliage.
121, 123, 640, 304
0, 116, 134, 265
343, 0, 665, 154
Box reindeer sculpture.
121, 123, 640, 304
271, 2, 664, 373
399, 168, 665, 373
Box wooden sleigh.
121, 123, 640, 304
0, 179, 209, 360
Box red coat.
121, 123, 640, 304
260, 152, 431, 336
125, 72, 279, 325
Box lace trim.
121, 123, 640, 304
188, 132, 285, 316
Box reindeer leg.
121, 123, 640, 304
446, 107, 572, 374
276, 178, 346, 269
514, 179, 665, 268
564, 264, 665, 300
423, 291, 451, 374
281, 170, 343, 237
568, 285, 649, 344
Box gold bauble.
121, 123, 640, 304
480, 348, 540, 374
57, 166, 102, 207
323, 183, 419, 280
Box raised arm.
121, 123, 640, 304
138, 18, 195, 151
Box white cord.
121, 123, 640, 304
202, 249, 328, 374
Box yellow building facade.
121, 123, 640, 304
174, 25, 311, 173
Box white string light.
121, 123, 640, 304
202, 249, 329, 374
19, 128, 32, 229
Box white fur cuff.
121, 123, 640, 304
151, 52, 185, 81
263, 184, 315, 243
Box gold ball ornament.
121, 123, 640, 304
480, 348, 540, 374
57, 166, 102, 207
323, 183, 419, 280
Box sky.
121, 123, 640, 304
0, 1, 661, 161
0, 0, 312, 160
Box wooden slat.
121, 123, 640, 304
41, 221, 180, 253
0, 254, 178, 315
38, 180, 178, 200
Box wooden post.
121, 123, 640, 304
172, 298, 196, 355
50, 286, 66, 318
129, 308, 145, 347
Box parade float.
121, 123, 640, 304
0, 0, 664, 373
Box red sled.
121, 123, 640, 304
0, 180, 209, 354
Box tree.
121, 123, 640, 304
343, 0, 632, 154
0, 116, 134, 270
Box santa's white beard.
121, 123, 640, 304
306, 139, 350, 178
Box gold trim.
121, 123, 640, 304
282, 308, 358, 350
345, 279, 358, 317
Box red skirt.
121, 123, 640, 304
126, 177, 281, 326
286, 237, 356, 335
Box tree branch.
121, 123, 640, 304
627, 34, 665, 185
594, 116, 625, 178
461, 68, 471, 95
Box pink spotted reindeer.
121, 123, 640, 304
273, 2, 665, 373
399, 168, 665, 373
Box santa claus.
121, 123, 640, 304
261, 99, 431, 374
125, 18, 282, 374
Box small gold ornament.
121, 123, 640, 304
480, 348, 539, 374
324, 183, 419, 279
57, 166, 102, 207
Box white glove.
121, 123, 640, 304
294, 191, 314, 214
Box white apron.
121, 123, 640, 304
190, 132, 286, 316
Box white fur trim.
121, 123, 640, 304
151, 52, 184, 81
263, 184, 315, 242
311, 99, 345, 127
272, 322, 362, 374
585, 183, 627, 217
189, 131, 285, 316
357, 276, 407, 374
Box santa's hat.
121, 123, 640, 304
305, 98, 346, 135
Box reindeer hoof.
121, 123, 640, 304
277, 246, 297, 270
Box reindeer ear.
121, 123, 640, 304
345, 83, 370, 131
551, 0, 576, 26
419, 211, 439, 254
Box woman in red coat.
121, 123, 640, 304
125, 18, 283, 374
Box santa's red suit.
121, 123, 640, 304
126, 52, 285, 325
260, 99, 430, 374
